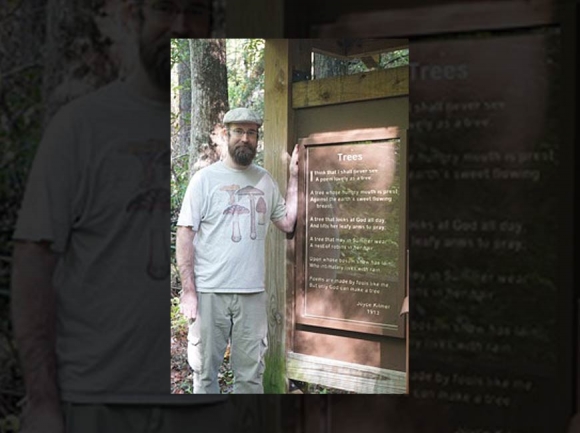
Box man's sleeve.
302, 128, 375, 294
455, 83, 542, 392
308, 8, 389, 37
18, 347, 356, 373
176, 172, 204, 230
13, 106, 82, 253
270, 178, 287, 222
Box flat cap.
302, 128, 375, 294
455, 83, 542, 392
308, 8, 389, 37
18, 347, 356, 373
223, 108, 262, 126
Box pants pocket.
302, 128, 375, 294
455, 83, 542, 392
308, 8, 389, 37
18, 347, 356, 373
258, 336, 268, 377
187, 322, 202, 372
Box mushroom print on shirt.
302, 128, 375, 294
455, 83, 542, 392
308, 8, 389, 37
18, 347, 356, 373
123, 140, 171, 280
256, 197, 267, 225
223, 203, 249, 242
235, 185, 265, 241
221, 185, 267, 242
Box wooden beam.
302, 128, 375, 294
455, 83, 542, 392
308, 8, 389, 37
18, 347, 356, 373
313, 0, 557, 38
263, 40, 294, 393
344, 38, 408, 57
310, 39, 409, 59
360, 54, 380, 69
287, 352, 407, 394
292, 66, 408, 108
298, 126, 400, 146
310, 39, 348, 59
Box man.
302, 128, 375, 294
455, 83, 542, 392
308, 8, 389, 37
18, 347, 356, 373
176, 107, 299, 393
10, 1, 230, 432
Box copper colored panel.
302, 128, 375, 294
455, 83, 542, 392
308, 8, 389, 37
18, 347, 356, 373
296, 129, 407, 337
294, 328, 406, 370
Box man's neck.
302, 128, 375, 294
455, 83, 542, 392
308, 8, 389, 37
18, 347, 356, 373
126, 65, 168, 103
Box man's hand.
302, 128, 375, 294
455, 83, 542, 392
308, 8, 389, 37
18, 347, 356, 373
272, 144, 300, 234
179, 287, 198, 321
289, 143, 299, 177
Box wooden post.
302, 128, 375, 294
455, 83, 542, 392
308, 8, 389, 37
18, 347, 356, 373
263, 39, 295, 393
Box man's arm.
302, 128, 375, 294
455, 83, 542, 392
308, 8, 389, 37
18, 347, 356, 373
11, 240, 64, 432
273, 144, 300, 234
175, 226, 198, 320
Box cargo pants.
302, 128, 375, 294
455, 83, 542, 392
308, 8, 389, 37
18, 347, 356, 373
188, 292, 268, 394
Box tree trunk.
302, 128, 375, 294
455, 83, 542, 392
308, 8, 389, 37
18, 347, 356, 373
189, 39, 229, 177
313, 53, 349, 79
171, 41, 191, 158
43, 0, 120, 123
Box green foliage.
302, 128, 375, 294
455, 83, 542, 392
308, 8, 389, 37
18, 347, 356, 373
171, 39, 266, 168
221, 367, 234, 388
170, 39, 192, 148
178, 377, 193, 394
226, 39, 266, 167
0, 414, 20, 432
170, 296, 189, 338
226, 39, 265, 117
170, 39, 191, 71
313, 48, 409, 77
0, 31, 44, 418
380, 49, 409, 68
170, 155, 190, 224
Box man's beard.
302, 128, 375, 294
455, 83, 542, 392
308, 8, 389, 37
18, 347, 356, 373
139, 35, 170, 91
229, 142, 256, 166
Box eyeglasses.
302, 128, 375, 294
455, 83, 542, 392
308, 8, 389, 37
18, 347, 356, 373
230, 128, 258, 139
146, 1, 211, 19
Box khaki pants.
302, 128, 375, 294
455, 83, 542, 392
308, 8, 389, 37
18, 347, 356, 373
188, 292, 268, 394
63, 401, 234, 432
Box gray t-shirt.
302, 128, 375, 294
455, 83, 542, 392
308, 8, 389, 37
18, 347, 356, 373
177, 161, 286, 292
14, 80, 224, 404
